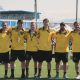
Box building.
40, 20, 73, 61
0, 10, 40, 28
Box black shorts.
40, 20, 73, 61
25, 51, 38, 61
37, 50, 52, 62
0, 52, 10, 63
73, 52, 80, 63
10, 50, 25, 62
55, 52, 68, 63
52, 53, 56, 58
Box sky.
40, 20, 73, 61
0, 0, 80, 21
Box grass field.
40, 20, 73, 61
0, 57, 77, 80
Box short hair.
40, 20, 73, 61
43, 18, 49, 23
60, 22, 65, 26
73, 21, 78, 25
31, 22, 35, 24
17, 20, 23, 24
2, 21, 7, 27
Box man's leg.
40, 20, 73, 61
75, 62, 79, 76
26, 60, 30, 78
10, 61, 15, 78
34, 61, 37, 75
4, 63, 8, 78
37, 62, 43, 77
21, 61, 25, 78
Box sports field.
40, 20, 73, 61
0, 57, 76, 80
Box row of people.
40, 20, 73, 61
0, 19, 52, 80
0, 19, 80, 80
49, 21, 80, 79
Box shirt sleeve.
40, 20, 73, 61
66, 31, 73, 41
48, 31, 56, 42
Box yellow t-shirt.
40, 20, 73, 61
11, 27, 25, 50
25, 29, 39, 52
70, 31, 80, 52
48, 31, 56, 42
0, 29, 10, 53
49, 31, 70, 52
38, 28, 52, 51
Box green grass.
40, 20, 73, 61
0, 58, 76, 80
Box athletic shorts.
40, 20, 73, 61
25, 51, 38, 61
10, 50, 25, 62
73, 52, 80, 63
37, 50, 52, 62
0, 52, 10, 63
55, 52, 68, 63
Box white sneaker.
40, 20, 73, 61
63, 75, 69, 79
75, 75, 80, 79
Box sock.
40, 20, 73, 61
56, 71, 59, 76
77, 72, 79, 75
64, 72, 66, 76
11, 69, 14, 76
22, 69, 25, 76
48, 69, 51, 76
38, 68, 41, 76
34, 68, 37, 75
26, 68, 29, 77
5, 69, 8, 76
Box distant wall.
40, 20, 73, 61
0, 20, 43, 29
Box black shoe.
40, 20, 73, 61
37, 75, 41, 80
63, 75, 69, 80
21, 74, 25, 79
25, 76, 28, 80
10, 74, 14, 79
4, 75, 8, 78
54, 74, 59, 80
34, 74, 37, 80
48, 75, 52, 80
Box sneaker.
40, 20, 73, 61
4, 75, 8, 78
48, 75, 52, 80
10, 74, 14, 79
21, 74, 25, 79
63, 75, 68, 80
34, 74, 37, 80
75, 75, 80, 79
55, 74, 59, 80
37, 75, 41, 80
25, 76, 28, 80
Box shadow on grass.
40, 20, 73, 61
0, 77, 76, 80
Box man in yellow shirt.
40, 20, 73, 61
37, 18, 52, 79
25, 22, 39, 79
49, 22, 69, 79
10, 20, 26, 79
69, 22, 80, 79
0, 22, 10, 78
